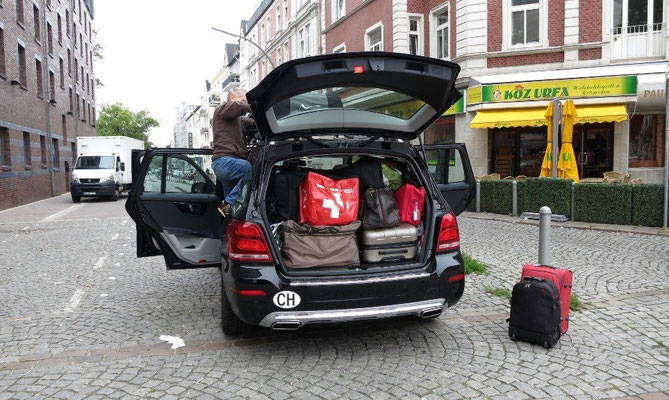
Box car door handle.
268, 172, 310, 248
174, 201, 205, 215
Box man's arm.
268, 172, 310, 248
216, 101, 252, 120
241, 116, 255, 128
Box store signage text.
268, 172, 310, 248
469, 76, 638, 104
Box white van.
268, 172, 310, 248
71, 136, 144, 202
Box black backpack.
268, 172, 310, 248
508, 277, 562, 349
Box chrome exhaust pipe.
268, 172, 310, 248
420, 307, 442, 319
271, 321, 301, 330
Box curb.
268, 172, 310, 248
461, 211, 669, 237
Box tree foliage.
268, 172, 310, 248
97, 103, 159, 149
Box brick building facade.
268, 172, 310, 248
0, 0, 96, 211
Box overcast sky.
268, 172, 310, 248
94, 1, 260, 146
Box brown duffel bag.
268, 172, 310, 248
281, 220, 361, 269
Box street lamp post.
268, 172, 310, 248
211, 27, 275, 70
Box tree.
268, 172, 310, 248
93, 29, 104, 88
97, 103, 159, 149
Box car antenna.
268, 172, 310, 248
211, 27, 276, 69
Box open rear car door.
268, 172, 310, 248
125, 149, 222, 270
423, 144, 475, 215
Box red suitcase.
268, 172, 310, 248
521, 264, 573, 334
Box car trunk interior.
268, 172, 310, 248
262, 152, 432, 274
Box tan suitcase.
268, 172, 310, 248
360, 223, 418, 263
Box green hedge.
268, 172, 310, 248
523, 178, 572, 217
574, 183, 632, 225
632, 184, 664, 227
480, 180, 513, 214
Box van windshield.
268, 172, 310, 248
75, 156, 115, 169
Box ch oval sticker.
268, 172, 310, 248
273, 291, 301, 309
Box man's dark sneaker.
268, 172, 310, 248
218, 202, 231, 217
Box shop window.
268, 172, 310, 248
408, 15, 423, 56
629, 114, 665, 168
365, 23, 383, 51
425, 116, 455, 145
0, 127, 10, 168
509, 0, 540, 46
431, 5, 449, 59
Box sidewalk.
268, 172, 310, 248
461, 211, 669, 237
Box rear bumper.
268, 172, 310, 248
223, 251, 465, 328
71, 181, 116, 197
258, 298, 446, 329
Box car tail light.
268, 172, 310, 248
436, 212, 460, 253
448, 273, 465, 283
235, 289, 267, 296
227, 220, 273, 263
353, 65, 364, 74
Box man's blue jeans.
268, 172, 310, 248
212, 156, 252, 205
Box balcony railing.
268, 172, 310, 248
611, 23, 666, 59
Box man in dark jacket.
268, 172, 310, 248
211, 88, 254, 217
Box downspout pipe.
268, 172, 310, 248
42, 0, 54, 196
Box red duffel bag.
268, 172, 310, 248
299, 172, 359, 226
394, 183, 425, 226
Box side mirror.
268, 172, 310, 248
120, 162, 126, 172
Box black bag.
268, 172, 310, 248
360, 187, 401, 230
266, 167, 306, 223
335, 157, 385, 192
508, 277, 562, 349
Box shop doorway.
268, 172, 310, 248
572, 123, 614, 179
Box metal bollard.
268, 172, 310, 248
538, 206, 552, 266
512, 180, 518, 216
476, 180, 481, 212
571, 182, 575, 221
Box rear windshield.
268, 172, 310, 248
272, 87, 426, 121
75, 156, 115, 169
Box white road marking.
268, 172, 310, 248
100, 294, 108, 297
63, 289, 85, 313
159, 335, 185, 349
109, 277, 116, 280
121, 220, 128, 225
93, 256, 107, 270
40, 204, 81, 222
111, 233, 119, 241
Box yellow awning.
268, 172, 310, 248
470, 104, 628, 129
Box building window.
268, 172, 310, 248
408, 15, 423, 56
86, 72, 89, 93
71, 142, 76, 161
33, 5, 40, 43
52, 138, 59, 168
509, 0, 540, 46
92, 107, 95, 126
74, 57, 77, 80
284, 0, 288, 22
0, 28, 5, 76
629, 114, 665, 168
333, 43, 346, 53
62, 114, 67, 140
432, 5, 449, 58
266, 17, 271, 42
65, 9, 70, 36
49, 70, 55, 101
365, 23, 383, 51
39, 135, 46, 167
73, 24, 76, 47
23, 132, 31, 166
67, 49, 71, 75
332, 0, 345, 23
16, 0, 24, 25
79, 33, 82, 55
305, 24, 311, 56
0, 127, 10, 168
75, 93, 79, 116
284, 41, 289, 61
59, 57, 64, 88
85, 42, 88, 64
80, 65, 83, 85
277, 48, 281, 65
57, 14, 62, 44
276, 5, 281, 30
81, 98, 85, 121
88, 103, 91, 124
78, 0, 81, 23
68, 87, 73, 111
46, 0, 50, 9
35, 59, 43, 97
298, 28, 305, 57
47, 22, 53, 55
18, 43, 27, 86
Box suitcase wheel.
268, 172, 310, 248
543, 341, 551, 349
510, 333, 516, 341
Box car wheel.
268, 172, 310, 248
71, 195, 81, 203
221, 278, 250, 336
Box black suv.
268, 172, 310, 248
126, 52, 475, 335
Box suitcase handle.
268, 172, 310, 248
523, 276, 546, 283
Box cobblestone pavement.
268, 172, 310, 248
0, 197, 667, 399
